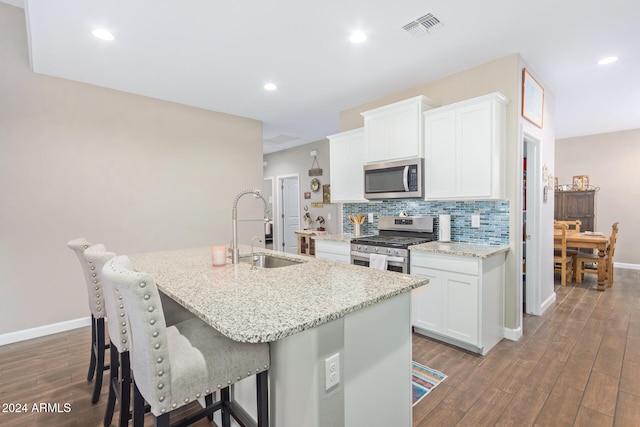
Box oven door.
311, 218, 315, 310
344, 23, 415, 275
350, 251, 408, 274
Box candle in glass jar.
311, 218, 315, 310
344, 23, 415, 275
211, 246, 227, 266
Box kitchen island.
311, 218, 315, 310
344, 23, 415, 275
130, 246, 428, 427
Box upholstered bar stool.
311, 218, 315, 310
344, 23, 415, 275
103, 255, 270, 427
67, 238, 110, 404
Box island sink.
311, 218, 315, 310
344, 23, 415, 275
238, 254, 304, 269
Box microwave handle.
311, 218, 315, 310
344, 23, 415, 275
403, 165, 410, 191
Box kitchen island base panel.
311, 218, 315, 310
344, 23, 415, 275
231, 292, 412, 427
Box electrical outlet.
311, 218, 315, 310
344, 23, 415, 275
471, 214, 480, 228
368, 213, 374, 223
325, 353, 340, 390
327, 213, 331, 221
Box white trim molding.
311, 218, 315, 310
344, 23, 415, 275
0, 316, 91, 346
503, 326, 522, 341
615, 262, 640, 271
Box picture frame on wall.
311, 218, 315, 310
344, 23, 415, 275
522, 68, 544, 128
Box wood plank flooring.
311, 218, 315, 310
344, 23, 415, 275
413, 267, 640, 427
0, 268, 638, 426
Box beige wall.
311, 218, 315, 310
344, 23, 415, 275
556, 128, 640, 265
264, 140, 341, 243
339, 54, 558, 330
0, 4, 264, 336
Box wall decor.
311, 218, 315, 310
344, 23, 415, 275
322, 184, 331, 204
311, 202, 323, 208
304, 191, 311, 199
522, 68, 544, 128
310, 178, 321, 192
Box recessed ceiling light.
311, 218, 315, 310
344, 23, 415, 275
92, 28, 114, 41
264, 83, 277, 91
597, 56, 618, 65
349, 31, 367, 44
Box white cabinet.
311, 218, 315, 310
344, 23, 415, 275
315, 239, 351, 264
410, 250, 505, 355
328, 128, 367, 202
424, 92, 508, 200
362, 96, 438, 164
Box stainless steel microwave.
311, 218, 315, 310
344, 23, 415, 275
364, 158, 424, 199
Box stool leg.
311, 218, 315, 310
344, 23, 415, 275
133, 381, 145, 427
87, 315, 97, 381
221, 387, 231, 427
118, 352, 131, 427
92, 317, 107, 404
205, 394, 213, 422
103, 343, 118, 426
256, 371, 269, 427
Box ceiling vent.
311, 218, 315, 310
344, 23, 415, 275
402, 12, 442, 37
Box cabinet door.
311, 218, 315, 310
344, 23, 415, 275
315, 240, 351, 264
365, 115, 391, 163
391, 103, 421, 160
424, 109, 456, 199
329, 129, 366, 202
410, 265, 443, 333
457, 101, 493, 198
442, 272, 479, 345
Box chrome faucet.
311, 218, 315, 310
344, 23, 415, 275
231, 189, 270, 264
250, 236, 263, 270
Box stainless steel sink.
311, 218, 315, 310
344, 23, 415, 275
239, 254, 304, 269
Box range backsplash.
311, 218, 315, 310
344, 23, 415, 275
343, 199, 509, 246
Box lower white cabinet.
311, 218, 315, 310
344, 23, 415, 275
314, 239, 351, 264
410, 250, 505, 355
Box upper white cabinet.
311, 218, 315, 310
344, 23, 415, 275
424, 92, 509, 200
328, 128, 367, 202
362, 96, 439, 164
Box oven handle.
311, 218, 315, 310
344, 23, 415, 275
350, 251, 405, 263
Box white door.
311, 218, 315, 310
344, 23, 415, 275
281, 177, 299, 254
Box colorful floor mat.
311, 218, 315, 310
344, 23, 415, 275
412, 361, 447, 406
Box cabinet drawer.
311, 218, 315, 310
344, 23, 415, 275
411, 252, 479, 276
315, 240, 350, 256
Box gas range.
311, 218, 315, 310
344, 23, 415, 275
350, 216, 436, 274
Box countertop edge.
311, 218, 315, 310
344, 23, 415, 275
409, 242, 510, 258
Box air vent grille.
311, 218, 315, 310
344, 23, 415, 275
402, 13, 442, 37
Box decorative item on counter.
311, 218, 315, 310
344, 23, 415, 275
308, 150, 323, 176
316, 216, 325, 231
399, 210, 408, 217
572, 175, 590, 190
303, 212, 314, 229
211, 245, 227, 267
349, 213, 365, 237
438, 215, 451, 242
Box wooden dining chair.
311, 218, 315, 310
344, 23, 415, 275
554, 223, 573, 286
554, 219, 582, 233
575, 222, 619, 287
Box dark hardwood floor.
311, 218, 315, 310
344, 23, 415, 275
0, 268, 638, 426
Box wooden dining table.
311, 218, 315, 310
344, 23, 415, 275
554, 230, 610, 291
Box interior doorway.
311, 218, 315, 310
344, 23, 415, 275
521, 134, 542, 315
277, 175, 300, 254
263, 177, 274, 250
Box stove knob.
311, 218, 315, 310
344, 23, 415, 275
386, 248, 391, 254
374, 247, 379, 253
395, 249, 399, 256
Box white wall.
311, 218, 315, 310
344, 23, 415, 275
0, 3, 264, 336
556, 128, 640, 266
264, 140, 341, 246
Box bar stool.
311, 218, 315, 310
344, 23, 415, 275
102, 255, 270, 427
67, 238, 109, 404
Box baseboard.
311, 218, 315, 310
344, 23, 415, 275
503, 326, 522, 341
0, 316, 91, 346
540, 292, 557, 314
615, 262, 640, 271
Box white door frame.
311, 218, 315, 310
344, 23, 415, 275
275, 174, 300, 253
519, 130, 542, 316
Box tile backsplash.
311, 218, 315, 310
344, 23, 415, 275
343, 199, 509, 246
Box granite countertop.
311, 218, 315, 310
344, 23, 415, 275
129, 246, 427, 343
409, 241, 509, 258
311, 233, 356, 243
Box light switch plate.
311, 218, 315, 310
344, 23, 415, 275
368, 213, 374, 223
471, 214, 480, 228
